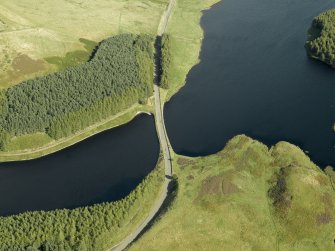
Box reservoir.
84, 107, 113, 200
1, 0, 335, 216
0, 115, 159, 216
165, 0, 335, 167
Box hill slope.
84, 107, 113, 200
0, 0, 168, 87
129, 135, 335, 251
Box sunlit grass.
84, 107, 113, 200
0, 0, 169, 87
129, 135, 335, 251
164, 0, 219, 101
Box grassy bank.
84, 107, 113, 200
0, 103, 153, 162
0, 155, 165, 250
129, 135, 335, 250
161, 0, 220, 101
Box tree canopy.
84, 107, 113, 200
306, 9, 335, 66
159, 34, 171, 89
0, 163, 163, 251
0, 34, 154, 149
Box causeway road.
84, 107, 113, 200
109, 0, 175, 250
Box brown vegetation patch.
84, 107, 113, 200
200, 176, 222, 196
315, 174, 329, 186
316, 213, 332, 225
12, 54, 45, 74
177, 157, 195, 169
268, 167, 292, 215
186, 175, 194, 180
198, 173, 240, 199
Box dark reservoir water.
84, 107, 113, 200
2, 0, 335, 216
165, 0, 335, 167
0, 115, 159, 216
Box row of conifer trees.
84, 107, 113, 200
159, 34, 171, 89
0, 34, 154, 149
0, 163, 163, 251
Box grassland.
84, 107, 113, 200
129, 135, 335, 251
0, 0, 169, 88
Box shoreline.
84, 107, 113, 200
0, 0, 220, 163
0, 103, 154, 162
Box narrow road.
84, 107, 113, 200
109, 0, 175, 250
153, 84, 173, 180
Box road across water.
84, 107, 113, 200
109, 1, 175, 250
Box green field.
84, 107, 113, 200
0, 0, 168, 88
129, 135, 335, 251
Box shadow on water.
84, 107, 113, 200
0, 114, 159, 216
165, 0, 335, 168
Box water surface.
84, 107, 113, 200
0, 115, 159, 216
165, 0, 335, 167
